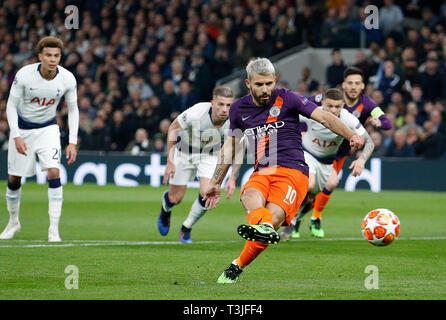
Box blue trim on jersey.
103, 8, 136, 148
18, 115, 57, 130
302, 146, 336, 165
37, 63, 59, 80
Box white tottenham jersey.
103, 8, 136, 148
9, 62, 77, 127
176, 102, 229, 153
300, 107, 366, 160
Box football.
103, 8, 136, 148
361, 208, 400, 246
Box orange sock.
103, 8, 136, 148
235, 241, 269, 268
312, 192, 331, 219
247, 207, 273, 226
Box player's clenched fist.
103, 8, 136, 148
349, 134, 364, 150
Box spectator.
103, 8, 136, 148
212, 46, 233, 81
400, 113, 423, 136
375, 60, 402, 107
415, 54, 446, 103
335, 5, 358, 47
187, 53, 213, 101
126, 128, 150, 155
379, 0, 404, 41
386, 129, 416, 157
354, 51, 373, 85
300, 67, 319, 93
109, 110, 132, 152
319, 7, 339, 48
178, 80, 198, 112
0, 0, 443, 158
159, 79, 181, 120
151, 133, 167, 154
234, 35, 253, 70
370, 131, 388, 158
136, 98, 161, 138
250, 26, 274, 58
399, 46, 418, 92
415, 120, 446, 158
370, 89, 385, 108
270, 15, 298, 54
430, 109, 446, 134
127, 75, 154, 100
326, 48, 346, 88
89, 116, 111, 151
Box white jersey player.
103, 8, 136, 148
0, 36, 79, 242
281, 88, 374, 239
157, 86, 240, 243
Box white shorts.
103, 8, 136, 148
8, 124, 61, 178
169, 148, 218, 185
303, 151, 333, 195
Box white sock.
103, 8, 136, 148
5, 187, 21, 224
48, 186, 63, 232
182, 197, 208, 229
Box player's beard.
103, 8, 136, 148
252, 90, 272, 107
345, 89, 360, 102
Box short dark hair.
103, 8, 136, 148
324, 88, 344, 101
343, 66, 364, 81
38, 36, 63, 53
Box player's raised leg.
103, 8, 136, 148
218, 168, 308, 283
0, 176, 22, 240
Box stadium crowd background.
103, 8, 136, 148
0, 0, 445, 159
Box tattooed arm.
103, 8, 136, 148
349, 130, 375, 177
204, 136, 242, 209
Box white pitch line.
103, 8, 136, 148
0, 236, 445, 248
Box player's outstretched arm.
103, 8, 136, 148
204, 136, 237, 209
349, 130, 374, 176
310, 108, 364, 150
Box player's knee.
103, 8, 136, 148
168, 192, 183, 205
325, 179, 339, 191
7, 178, 21, 191
47, 168, 60, 180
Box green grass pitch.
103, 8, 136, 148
0, 182, 445, 300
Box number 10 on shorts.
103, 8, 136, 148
284, 185, 297, 205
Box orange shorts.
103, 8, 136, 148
333, 156, 346, 174
240, 166, 309, 226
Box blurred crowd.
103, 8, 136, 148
0, 0, 445, 159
